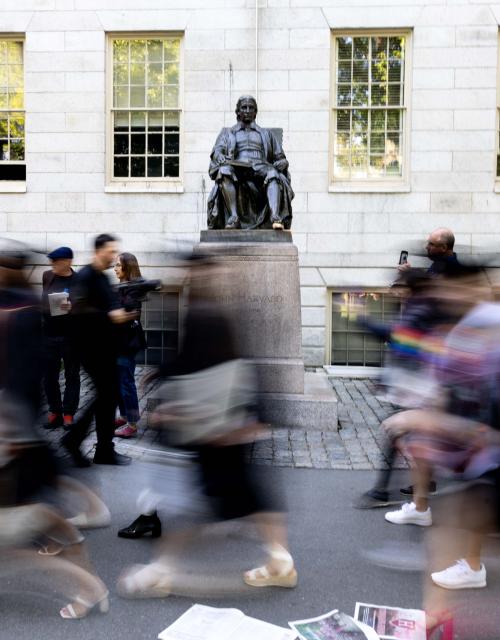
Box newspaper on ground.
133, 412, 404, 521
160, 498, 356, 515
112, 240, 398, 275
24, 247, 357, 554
354, 603, 426, 640
289, 609, 379, 640
48, 291, 68, 316
158, 604, 297, 640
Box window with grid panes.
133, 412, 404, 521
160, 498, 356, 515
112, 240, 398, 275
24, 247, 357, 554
331, 291, 402, 366
332, 33, 408, 184
0, 39, 25, 181
110, 36, 181, 182
136, 291, 180, 366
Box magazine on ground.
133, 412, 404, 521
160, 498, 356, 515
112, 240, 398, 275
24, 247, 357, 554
289, 609, 379, 640
158, 604, 297, 640
354, 603, 426, 640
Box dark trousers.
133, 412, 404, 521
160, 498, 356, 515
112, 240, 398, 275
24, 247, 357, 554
374, 441, 397, 491
64, 345, 118, 455
117, 355, 140, 423
43, 336, 80, 415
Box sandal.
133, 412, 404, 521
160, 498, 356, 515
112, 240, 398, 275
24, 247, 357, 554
244, 546, 297, 588
38, 532, 85, 556
38, 542, 64, 556
60, 590, 109, 619
117, 562, 171, 599
67, 507, 111, 529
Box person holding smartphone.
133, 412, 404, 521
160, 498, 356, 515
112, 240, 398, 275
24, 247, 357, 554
398, 228, 458, 275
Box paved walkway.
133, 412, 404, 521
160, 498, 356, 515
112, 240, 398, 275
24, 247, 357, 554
248, 377, 407, 470
42, 369, 407, 471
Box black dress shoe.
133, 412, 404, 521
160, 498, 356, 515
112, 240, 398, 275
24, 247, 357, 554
93, 451, 132, 466
118, 513, 162, 539
400, 481, 437, 496
61, 434, 91, 468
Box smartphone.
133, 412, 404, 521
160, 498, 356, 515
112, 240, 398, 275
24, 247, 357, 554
399, 250, 408, 265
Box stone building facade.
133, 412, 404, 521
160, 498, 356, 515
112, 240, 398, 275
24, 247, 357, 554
1, 1, 500, 367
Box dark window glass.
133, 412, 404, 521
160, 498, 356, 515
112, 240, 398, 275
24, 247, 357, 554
114, 157, 128, 177
146, 331, 162, 347
147, 133, 162, 154
147, 156, 162, 177
164, 134, 179, 155
114, 134, 129, 155
131, 156, 145, 177
164, 156, 179, 177
0, 163, 26, 180
131, 134, 145, 154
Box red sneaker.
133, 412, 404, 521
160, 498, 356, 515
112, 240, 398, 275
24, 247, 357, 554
114, 424, 138, 438
115, 417, 127, 428
45, 412, 62, 429
63, 414, 74, 429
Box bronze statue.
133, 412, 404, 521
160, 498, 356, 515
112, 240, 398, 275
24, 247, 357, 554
207, 96, 293, 230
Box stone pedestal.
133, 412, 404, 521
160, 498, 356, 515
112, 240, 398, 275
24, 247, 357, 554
195, 231, 303, 395
194, 230, 338, 430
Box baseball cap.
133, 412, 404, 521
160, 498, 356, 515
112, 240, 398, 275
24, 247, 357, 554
47, 246, 73, 260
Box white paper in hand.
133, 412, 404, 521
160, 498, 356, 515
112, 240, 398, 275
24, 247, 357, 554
48, 292, 68, 317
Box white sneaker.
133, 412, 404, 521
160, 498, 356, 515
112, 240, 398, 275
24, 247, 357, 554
384, 502, 432, 526
431, 559, 486, 590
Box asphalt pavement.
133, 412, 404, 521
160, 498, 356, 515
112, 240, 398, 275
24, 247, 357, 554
2, 466, 500, 640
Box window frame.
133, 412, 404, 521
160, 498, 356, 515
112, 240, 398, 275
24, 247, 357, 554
329, 28, 412, 193
105, 31, 184, 193
495, 30, 500, 191
0, 34, 26, 193
137, 286, 182, 366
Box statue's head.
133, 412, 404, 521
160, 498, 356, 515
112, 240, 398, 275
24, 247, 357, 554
235, 95, 258, 122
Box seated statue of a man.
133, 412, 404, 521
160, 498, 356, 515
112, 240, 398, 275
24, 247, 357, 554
207, 95, 294, 230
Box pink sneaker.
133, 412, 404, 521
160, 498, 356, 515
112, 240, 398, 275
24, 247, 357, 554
114, 424, 138, 438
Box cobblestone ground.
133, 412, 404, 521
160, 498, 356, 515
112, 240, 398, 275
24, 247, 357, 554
42, 370, 407, 471
248, 377, 407, 470
42, 366, 160, 461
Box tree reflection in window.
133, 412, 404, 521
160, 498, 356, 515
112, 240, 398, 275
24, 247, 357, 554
0, 40, 25, 180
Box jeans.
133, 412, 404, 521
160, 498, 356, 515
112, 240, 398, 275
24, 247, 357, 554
117, 355, 140, 424
43, 336, 80, 415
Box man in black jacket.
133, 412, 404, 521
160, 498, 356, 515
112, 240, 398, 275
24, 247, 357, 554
42, 246, 80, 430
62, 234, 135, 466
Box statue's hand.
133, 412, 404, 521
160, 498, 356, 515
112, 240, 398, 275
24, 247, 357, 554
273, 159, 288, 172
214, 153, 228, 166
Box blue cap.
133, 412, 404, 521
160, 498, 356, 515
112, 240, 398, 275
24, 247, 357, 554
47, 246, 73, 260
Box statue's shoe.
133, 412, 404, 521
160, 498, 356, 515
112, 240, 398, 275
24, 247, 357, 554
225, 216, 241, 229
272, 221, 284, 230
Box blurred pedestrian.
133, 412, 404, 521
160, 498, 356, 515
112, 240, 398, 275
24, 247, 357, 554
41, 246, 80, 430
62, 234, 136, 467
354, 271, 442, 509
0, 245, 109, 620
113, 252, 146, 439
117, 257, 296, 596
383, 266, 491, 528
